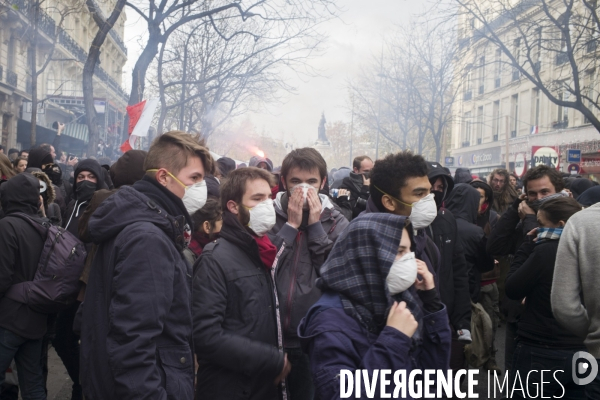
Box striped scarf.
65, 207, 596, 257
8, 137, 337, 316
536, 227, 563, 244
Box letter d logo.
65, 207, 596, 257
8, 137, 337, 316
573, 351, 599, 385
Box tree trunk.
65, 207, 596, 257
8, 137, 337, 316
83, 0, 127, 157
29, 1, 39, 147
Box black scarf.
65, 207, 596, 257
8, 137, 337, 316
133, 175, 193, 230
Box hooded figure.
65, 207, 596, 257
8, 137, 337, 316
567, 178, 594, 199
28, 148, 71, 214
445, 184, 495, 302
26, 148, 54, 170
216, 157, 236, 178
249, 156, 273, 172
578, 185, 600, 207
298, 213, 451, 399
110, 150, 147, 188
454, 168, 473, 184
425, 162, 472, 350
63, 159, 107, 237
469, 179, 498, 236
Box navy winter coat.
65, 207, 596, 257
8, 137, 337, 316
298, 292, 451, 400
80, 177, 194, 400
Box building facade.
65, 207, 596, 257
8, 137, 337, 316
451, 0, 600, 181
0, 0, 128, 154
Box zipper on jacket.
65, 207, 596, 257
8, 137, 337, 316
284, 231, 303, 336
270, 245, 289, 400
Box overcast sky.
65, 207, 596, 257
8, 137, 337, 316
122, 0, 421, 146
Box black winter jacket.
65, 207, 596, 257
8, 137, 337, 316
80, 177, 194, 400
445, 184, 495, 302
335, 172, 370, 221
506, 239, 585, 348
193, 211, 285, 400
486, 198, 537, 257
0, 173, 47, 339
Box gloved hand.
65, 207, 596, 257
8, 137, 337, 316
457, 329, 472, 343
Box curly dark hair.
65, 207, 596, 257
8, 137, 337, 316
522, 165, 564, 194
370, 151, 429, 212
191, 198, 222, 233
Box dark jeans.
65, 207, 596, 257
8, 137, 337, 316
285, 347, 314, 400
505, 320, 518, 371
511, 340, 585, 399
52, 302, 81, 398
585, 360, 600, 399
0, 327, 46, 400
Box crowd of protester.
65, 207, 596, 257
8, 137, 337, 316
1, 133, 600, 399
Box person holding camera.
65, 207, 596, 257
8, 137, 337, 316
334, 155, 373, 221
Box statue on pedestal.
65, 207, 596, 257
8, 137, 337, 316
315, 112, 330, 146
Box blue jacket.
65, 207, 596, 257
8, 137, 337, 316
298, 292, 452, 400
80, 177, 194, 400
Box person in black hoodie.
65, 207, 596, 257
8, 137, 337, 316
445, 184, 496, 369
53, 158, 108, 400
426, 161, 472, 374
335, 155, 373, 220
0, 173, 47, 399
80, 131, 212, 399
505, 197, 585, 398
193, 167, 290, 400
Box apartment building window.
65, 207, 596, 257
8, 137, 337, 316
478, 56, 485, 95
7, 35, 15, 70
494, 49, 502, 88
512, 38, 521, 81
492, 100, 500, 141
462, 111, 472, 147
532, 89, 540, 129
555, 91, 569, 128
477, 106, 484, 144
534, 28, 542, 72
464, 66, 473, 100
511, 94, 519, 137
585, 70, 596, 123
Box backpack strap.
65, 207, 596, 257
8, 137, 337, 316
7, 212, 50, 239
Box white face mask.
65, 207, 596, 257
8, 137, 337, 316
246, 199, 276, 237
409, 193, 438, 230
290, 183, 315, 208
386, 252, 418, 295
182, 180, 208, 215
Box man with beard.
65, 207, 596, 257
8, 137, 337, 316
270, 148, 349, 400
426, 162, 472, 375
488, 168, 518, 215
193, 167, 291, 400
486, 165, 567, 375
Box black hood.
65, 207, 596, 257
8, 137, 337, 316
216, 157, 236, 178
73, 159, 108, 197
445, 183, 480, 224
427, 161, 455, 201
0, 173, 40, 215
454, 168, 473, 184
469, 180, 494, 210
578, 186, 600, 207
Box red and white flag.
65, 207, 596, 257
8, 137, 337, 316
120, 98, 159, 152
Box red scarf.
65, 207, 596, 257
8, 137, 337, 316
189, 232, 213, 257
253, 234, 277, 270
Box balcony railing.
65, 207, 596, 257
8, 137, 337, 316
11, 0, 57, 37
7, 70, 17, 87
464, 91, 473, 101
552, 120, 569, 129
556, 52, 569, 65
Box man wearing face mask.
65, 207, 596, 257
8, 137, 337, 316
26, 147, 69, 215
367, 152, 441, 282
270, 148, 349, 400
80, 131, 212, 399
335, 155, 373, 221
425, 162, 472, 375
193, 167, 291, 400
